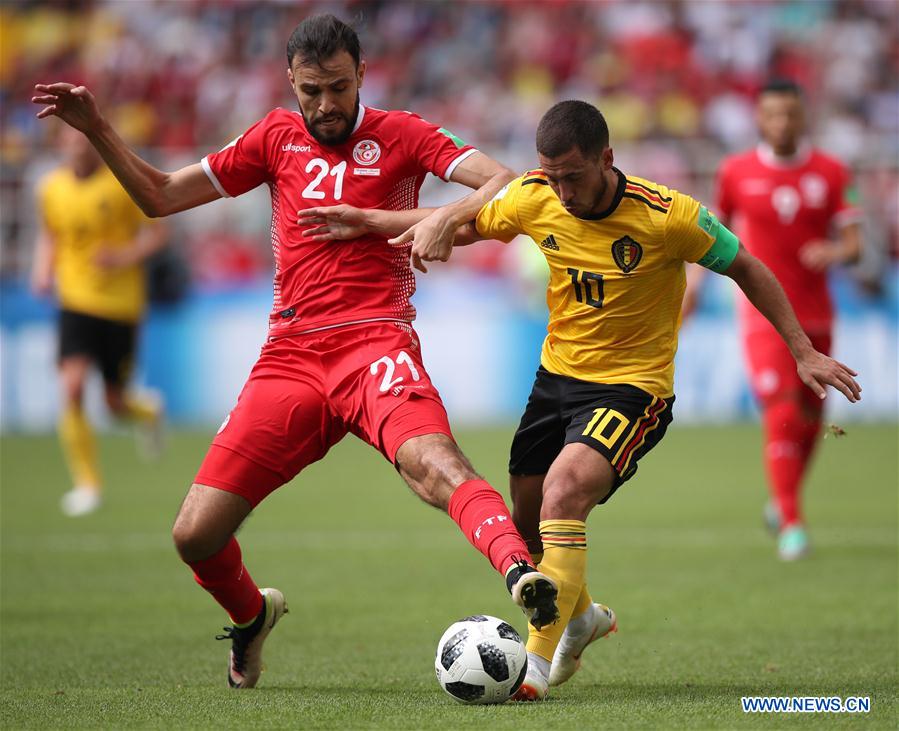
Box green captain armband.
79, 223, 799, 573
695, 206, 739, 273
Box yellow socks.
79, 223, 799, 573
526, 519, 588, 661
531, 548, 594, 620
123, 393, 160, 423
571, 583, 593, 619
59, 404, 100, 490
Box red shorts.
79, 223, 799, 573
195, 321, 453, 506
743, 329, 832, 408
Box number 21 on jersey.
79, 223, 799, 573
302, 159, 346, 200
370, 351, 420, 393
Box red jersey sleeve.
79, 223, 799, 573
398, 113, 477, 181
830, 162, 862, 228
201, 116, 272, 198
714, 157, 736, 222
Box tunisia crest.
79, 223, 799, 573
353, 139, 381, 166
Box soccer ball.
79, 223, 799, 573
435, 614, 528, 704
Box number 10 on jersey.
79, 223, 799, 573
568, 268, 604, 309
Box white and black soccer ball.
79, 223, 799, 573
434, 614, 528, 704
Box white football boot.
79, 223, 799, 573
216, 588, 288, 688
60, 486, 102, 517
549, 602, 617, 687
510, 652, 550, 702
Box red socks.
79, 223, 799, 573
187, 537, 263, 625
762, 398, 821, 528
448, 479, 532, 576
187, 482, 530, 623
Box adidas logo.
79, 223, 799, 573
539, 234, 559, 251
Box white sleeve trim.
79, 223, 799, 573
442, 148, 479, 181
201, 156, 230, 198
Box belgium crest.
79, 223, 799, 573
611, 236, 643, 273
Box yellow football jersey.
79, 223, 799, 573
476, 168, 718, 397
38, 165, 149, 323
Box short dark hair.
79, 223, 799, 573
760, 78, 803, 98
287, 14, 361, 69
536, 100, 609, 159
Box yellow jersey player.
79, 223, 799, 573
297, 99, 861, 701
32, 125, 168, 516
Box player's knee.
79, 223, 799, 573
172, 513, 220, 562
171, 518, 197, 561
540, 488, 580, 521
541, 473, 602, 521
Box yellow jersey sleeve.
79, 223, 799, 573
475, 177, 524, 242
663, 190, 716, 263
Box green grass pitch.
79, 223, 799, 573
1, 424, 896, 729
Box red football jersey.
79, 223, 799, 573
716, 143, 859, 334
201, 105, 476, 337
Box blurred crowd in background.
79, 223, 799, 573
1, 0, 897, 292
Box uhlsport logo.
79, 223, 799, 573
281, 143, 312, 153
611, 235, 643, 273
353, 139, 381, 166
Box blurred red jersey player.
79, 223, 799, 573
32, 14, 559, 689
715, 79, 863, 560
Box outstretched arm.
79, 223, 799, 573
299, 205, 439, 242
298, 205, 487, 272
724, 245, 861, 402
392, 152, 514, 264
32, 83, 219, 217
299, 207, 485, 245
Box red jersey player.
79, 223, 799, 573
32, 14, 559, 688
709, 79, 862, 560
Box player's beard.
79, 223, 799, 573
305, 94, 360, 146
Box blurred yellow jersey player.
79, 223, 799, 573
32, 125, 168, 516
476, 168, 726, 398
40, 160, 147, 323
